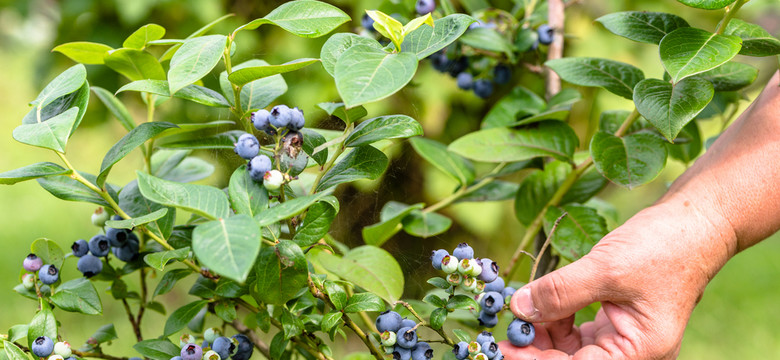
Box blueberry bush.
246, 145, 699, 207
1, 0, 778, 359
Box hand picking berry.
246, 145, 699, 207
507, 318, 535, 347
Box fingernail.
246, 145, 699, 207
511, 287, 537, 319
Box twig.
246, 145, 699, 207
530, 212, 567, 283
121, 298, 142, 342
395, 301, 455, 346
545, 0, 565, 100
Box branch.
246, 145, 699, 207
545, 0, 565, 100
530, 212, 567, 283
121, 298, 142, 342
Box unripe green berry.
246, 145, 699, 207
53, 342, 71, 358
474, 280, 486, 294
22, 273, 35, 289
447, 272, 462, 286
204, 328, 221, 344
475, 292, 485, 304
91, 207, 109, 227
474, 354, 489, 360
457, 258, 474, 275
380, 330, 397, 347
263, 170, 285, 190
383, 346, 395, 355
441, 255, 458, 273
468, 261, 483, 277
48, 355, 64, 360
180, 334, 196, 347
204, 350, 220, 360
460, 276, 477, 292
468, 341, 481, 355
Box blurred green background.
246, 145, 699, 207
0, 0, 779, 358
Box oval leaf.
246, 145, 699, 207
514, 161, 571, 225
235, 0, 350, 38
320, 33, 383, 77
590, 130, 668, 189
659, 27, 742, 83
724, 19, 780, 57
193, 215, 261, 283
104, 48, 166, 81
633, 77, 714, 141
133, 339, 180, 360
168, 35, 227, 94
50, 278, 102, 315
345, 115, 423, 147
228, 58, 320, 86
30, 64, 87, 109
13, 107, 79, 152
401, 14, 475, 59
27, 305, 57, 349
105, 208, 168, 229
98, 122, 179, 187
255, 192, 328, 227
144, 247, 190, 271
409, 137, 475, 186
545, 57, 644, 99
676, 0, 735, 10
363, 202, 424, 246
344, 293, 385, 313
228, 165, 269, 218
401, 210, 452, 238
292, 201, 338, 246
544, 205, 608, 262
596, 11, 689, 45
335, 45, 418, 108
0, 162, 70, 185
136, 171, 230, 220
449, 121, 579, 163
255, 240, 308, 305
124, 24, 166, 49
318, 245, 404, 304
316, 145, 389, 191
53, 42, 113, 64
696, 62, 758, 91
219, 59, 288, 113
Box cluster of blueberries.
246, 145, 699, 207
70, 214, 140, 278
452, 331, 503, 360
22, 254, 59, 286
429, 53, 511, 99
375, 311, 433, 360
30, 336, 76, 360
174, 329, 252, 360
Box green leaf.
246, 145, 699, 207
228, 165, 269, 218
105, 208, 168, 229
235, 0, 350, 38
144, 247, 190, 271
459, 27, 515, 59
124, 24, 166, 49
344, 293, 385, 313
30, 64, 87, 110
3, 341, 28, 360
696, 62, 758, 91
544, 205, 607, 262
510, 109, 571, 127
13, 107, 79, 152
0, 162, 69, 185
449, 121, 579, 163
219, 60, 287, 113
228, 58, 319, 86
345, 115, 423, 147
269, 333, 288, 359
457, 180, 520, 203
98, 122, 178, 187
318, 245, 404, 304
668, 121, 702, 164
153, 122, 234, 141
91, 87, 135, 131
427, 277, 450, 289
323, 281, 347, 310
153, 269, 191, 298
335, 45, 418, 108
316, 145, 389, 191
482, 86, 546, 129
8, 325, 28, 343
560, 167, 609, 205
423, 293, 447, 308
50, 278, 102, 315
37, 171, 115, 207
163, 300, 208, 336
89, 324, 118, 344
429, 308, 447, 330
254, 193, 329, 227
321, 312, 343, 332
409, 137, 474, 186
117, 80, 230, 107
160, 14, 234, 62
676, 0, 735, 10
255, 240, 308, 305
514, 161, 570, 225
215, 301, 237, 322
301, 128, 328, 165
119, 180, 175, 240
724, 19, 780, 57
320, 33, 383, 77
30, 238, 65, 273
545, 57, 644, 99
133, 339, 181, 360
633, 77, 714, 141
402, 210, 452, 238
193, 215, 261, 283
158, 130, 243, 150
659, 27, 742, 83
446, 294, 478, 310
317, 102, 368, 125
293, 201, 338, 246
599, 110, 650, 135
104, 48, 166, 81
52, 42, 113, 64
136, 171, 230, 220
590, 130, 668, 189
366, 10, 405, 48
27, 305, 56, 349
363, 202, 424, 246
401, 14, 475, 59
168, 35, 227, 94
595, 11, 689, 44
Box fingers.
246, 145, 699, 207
544, 315, 581, 354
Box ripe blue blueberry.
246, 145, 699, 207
112, 237, 139, 262
473, 79, 494, 99
480, 291, 504, 314
430, 249, 448, 270
212, 336, 235, 360
448, 57, 468, 77
362, 13, 375, 30
287, 107, 305, 131
507, 318, 535, 347
493, 64, 511, 85
481, 341, 499, 359
23, 253, 43, 272
478, 310, 498, 328
180, 344, 202, 360
431, 52, 451, 73
231, 334, 253, 360
77, 254, 103, 278
484, 276, 505, 293
106, 227, 129, 247
392, 346, 411, 360
396, 327, 417, 349
452, 242, 474, 260
401, 318, 416, 329
410, 341, 433, 360
538, 24, 553, 45
476, 331, 494, 345
234, 133, 260, 160
39, 264, 59, 285
456, 72, 473, 90
477, 258, 499, 283
502, 286, 516, 300
452, 342, 469, 360
71, 239, 89, 257
170, 357, 182, 360
375, 310, 403, 333
415, 0, 436, 14
252, 109, 275, 135
269, 105, 292, 128
32, 336, 54, 357
493, 348, 504, 360
247, 155, 272, 182
88, 234, 111, 257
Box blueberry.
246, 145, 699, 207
396, 327, 417, 349
203, 350, 220, 360
448, 57, 468, 77
180, 344, 202, 360
88, 234, 110, 257
53, 341, 72, 357
484, 276, 505, 293
430, 52, 451, 73
473, 354, 489, 360
456, 72, 473, 90
381, 330, 397, 347
269, 105, 292, 128
410, 341, 433, 360
478, 310, 498, 327
375, 310, 403, 333
247, 155, 272, 182
230, 334, 253, 360
392, 346, 411, 360
362, 13, 375, 30
502, 287, 516, 301
212, 337, 235, 360
460, 275, 477, 292
234, 133, 260, 160
263, 170, 285, 191
538, 24, 553, 45
441, 254, 459, 273
430, 249, 448, 270
481, 341, 499, 359
106, 227, 129, 247
477, 258, 499, 283
77, 254, 103, 278
39, 264, 59, 285
507, 318, 535, 347
452, 341, 469, 360
170, 357, 182, 360
473, 79, 494, 99
457, 258, 475, 274
204, 328, 220, 344
23, 254, 43, 272
401, 318, 416, 329
493, 348, 504, 360
32, 336, 54, 357
91, 207, 109, 227
113, 236, 139, 262
71, 239, 89, 257
467, 341, 481, 355
415, 0, 436, 14
287, 107, 305, 131
493, 64, 511, 85
476, 331, 494, 344
480, 291, 504, 314
452, 243, 474, 260
22, 273, 35, 289
252, 109, 274, 135
446, 272, 462, 286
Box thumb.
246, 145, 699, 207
510, 256, 607, 323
